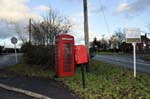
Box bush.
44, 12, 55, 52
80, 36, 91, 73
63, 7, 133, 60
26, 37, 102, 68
21, 43, 53, 66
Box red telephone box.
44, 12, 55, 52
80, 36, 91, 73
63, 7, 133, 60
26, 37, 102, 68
54, 34, 75, 77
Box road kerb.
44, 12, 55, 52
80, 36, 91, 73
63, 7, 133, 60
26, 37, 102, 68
0, 83, 52, 99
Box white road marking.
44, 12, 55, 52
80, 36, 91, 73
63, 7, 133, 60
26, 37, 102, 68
0, 83, 52, 99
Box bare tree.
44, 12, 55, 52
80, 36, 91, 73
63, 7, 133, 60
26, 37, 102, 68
114, 28, 125, 43
31, 8, 72, 45
31, 22, 45, 45
110, 35, 119, 50
15, 23, 27, 43
100, 38, 108, 51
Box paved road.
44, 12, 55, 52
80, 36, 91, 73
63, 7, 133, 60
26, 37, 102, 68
0, 88, 35, 99
0, 53, 22, 68
0, 54, 75, 99
94, 54, 150, 73
0, 77, 75, 99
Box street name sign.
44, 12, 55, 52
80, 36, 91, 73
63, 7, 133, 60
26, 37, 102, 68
125, 28, 141, 43
125, 28, 141, 78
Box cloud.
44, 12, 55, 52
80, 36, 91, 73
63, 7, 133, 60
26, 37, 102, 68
0, 20, 28, 39
68, 16, 84, 45
0, 21, 15, 38
35, 5, 50, 12
115, 0, 150, 17
89, 31, 101, 41
69, 28, 101, 45
115, 2, 130, 13
68, 15, 101, 44
0, 0, 40, 22
0, 0, 43, 41
89, 3, 107, 15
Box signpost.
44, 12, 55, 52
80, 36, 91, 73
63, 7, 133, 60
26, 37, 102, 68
11, 37, 18, 63
125, 28, 141, 78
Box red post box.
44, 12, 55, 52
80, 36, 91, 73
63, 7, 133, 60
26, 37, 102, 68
75, 45, 88, 64
54, 34, 75, 77
75, 45, 88, 89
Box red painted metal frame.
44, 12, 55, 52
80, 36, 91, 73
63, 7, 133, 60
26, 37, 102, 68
54, 34, 74, 77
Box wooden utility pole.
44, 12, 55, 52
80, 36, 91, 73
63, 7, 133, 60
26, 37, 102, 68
83, 0, 90, 72
29, 18, 32, 43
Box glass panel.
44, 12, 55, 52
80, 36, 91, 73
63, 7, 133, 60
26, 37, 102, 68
63, 43, 72, 72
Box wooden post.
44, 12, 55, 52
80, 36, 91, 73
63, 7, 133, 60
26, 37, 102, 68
83, 0, 90, 72
29, 18, 32, 43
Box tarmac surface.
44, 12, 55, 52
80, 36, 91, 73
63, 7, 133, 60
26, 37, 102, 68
94, 54, 150, 73
0, 53, 75, 99
0, 87, 35, 99
0, 53, 22, 68
0, 77, 75, 99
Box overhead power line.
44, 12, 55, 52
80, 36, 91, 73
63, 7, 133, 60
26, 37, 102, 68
99, 0, 111, 36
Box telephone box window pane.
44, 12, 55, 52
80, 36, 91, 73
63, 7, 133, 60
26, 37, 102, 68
63, 43, 72, 72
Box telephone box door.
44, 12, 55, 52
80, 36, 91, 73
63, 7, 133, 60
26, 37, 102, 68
54, 34, 74, 77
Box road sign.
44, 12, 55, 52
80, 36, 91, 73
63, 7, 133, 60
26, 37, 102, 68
11, 37, 18, 44
132, 42, 136, 78
125, 28, 141, 43
125, 28, 141, 78
10, 37, 18, 63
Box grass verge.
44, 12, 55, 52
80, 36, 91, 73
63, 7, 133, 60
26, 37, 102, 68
1, 60, 150, 99
59, 60, 150, 99
0, 64, 54, 78
141, 56, 150, 61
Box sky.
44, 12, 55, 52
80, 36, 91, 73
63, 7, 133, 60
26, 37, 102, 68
0, 0, 150, 48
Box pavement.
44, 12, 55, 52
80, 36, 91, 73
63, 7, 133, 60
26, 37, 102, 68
94, 54, 150, 73
0, 87, 35, 99
0, 54, 75, 99
0, 77, 75, 99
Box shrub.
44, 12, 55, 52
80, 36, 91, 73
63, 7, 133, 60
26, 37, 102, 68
21, 43, 53, 67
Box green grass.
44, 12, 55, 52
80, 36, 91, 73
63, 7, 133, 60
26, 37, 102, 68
2, 60, 150, 99
141, 56, 150, 61
59, 60, 150, 99
2, 64, 54, 78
